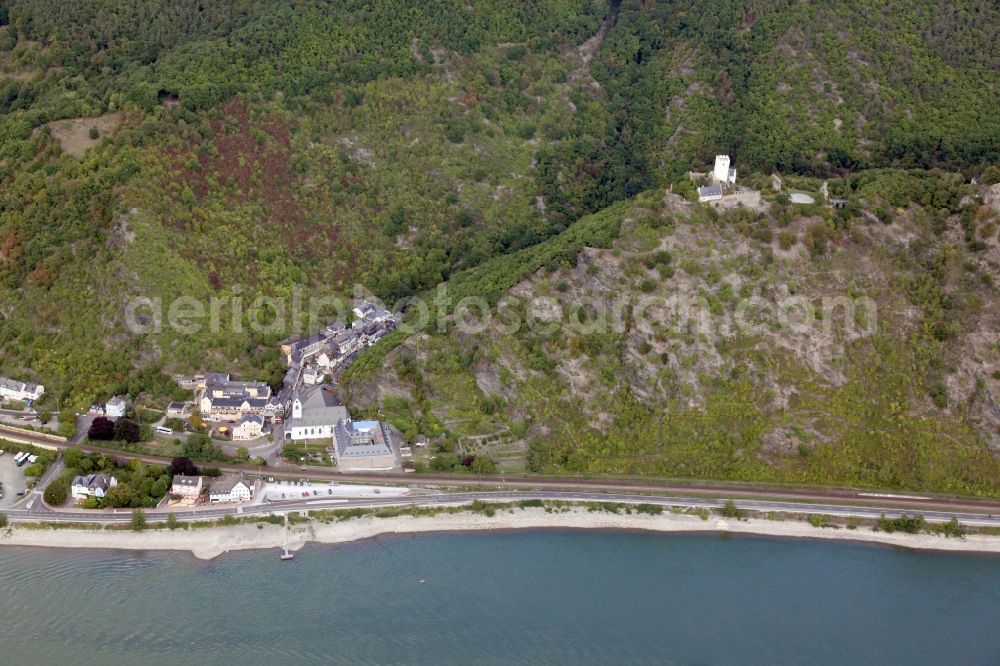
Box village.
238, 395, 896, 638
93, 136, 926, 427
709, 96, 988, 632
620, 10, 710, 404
0, 298, 425, 518
167, 300, 402, 470
0, 299, 415, 512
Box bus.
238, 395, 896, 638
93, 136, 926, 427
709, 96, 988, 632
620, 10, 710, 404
155, 426, 173, 435
14, 452, 28, 467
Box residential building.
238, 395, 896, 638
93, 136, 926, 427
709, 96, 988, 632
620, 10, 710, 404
0, 377, 44, 403
198, 373, 275, 420
209, 474, 254, 503
105, 396, 128, 418
280, 332, 328, 365
352, 302, 375, 321
200, 395, 273, 419
232, 415, 264, 441
285, 387, 348, 441
202, 373, 271, 400
332, 419, 396, 472
166, 402, 192, 418
698, 184, 724, 202
331, 329, 361, 357
324, 320, 347, 336
302, 366, 320, 385
170, 475, 203, 498
352, 302, 392, 331
713, 155, 737, 184
70, 474, 118, 501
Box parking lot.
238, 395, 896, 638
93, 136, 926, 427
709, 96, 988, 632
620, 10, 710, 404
256, 480, 412, 504
0, 452, 27, 509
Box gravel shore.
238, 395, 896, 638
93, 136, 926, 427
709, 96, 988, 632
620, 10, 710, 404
2, 508, 999, 560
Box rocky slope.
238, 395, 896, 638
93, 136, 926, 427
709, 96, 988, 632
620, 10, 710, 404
346, 174, 1000, 494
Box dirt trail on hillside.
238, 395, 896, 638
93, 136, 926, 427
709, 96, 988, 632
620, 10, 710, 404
567, 0, 621, 87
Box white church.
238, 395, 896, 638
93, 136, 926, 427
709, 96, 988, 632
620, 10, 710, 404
284, 386, 348, 441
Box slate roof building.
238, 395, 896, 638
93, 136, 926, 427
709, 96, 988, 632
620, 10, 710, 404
0, 377, 44, 403
286, 386, 349, 441
170, 475, 203, 498
698, 184, 724, 202
209, 473, 254, 503
70, 474, 118, 500
332, 419, 396, 472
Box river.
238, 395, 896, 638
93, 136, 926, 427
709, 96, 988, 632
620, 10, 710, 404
1, 531, 998, 664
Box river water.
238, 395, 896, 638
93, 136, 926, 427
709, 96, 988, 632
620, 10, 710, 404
1, 531, 998, 665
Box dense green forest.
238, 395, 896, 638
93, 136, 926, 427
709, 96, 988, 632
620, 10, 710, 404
0, 0, 998, 428
593, 0, 1000, 181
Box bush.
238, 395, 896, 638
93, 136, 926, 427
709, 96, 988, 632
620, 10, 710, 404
445, 121, 465, 143
778, 230, 797, 250
63, 447, 85, 468
170, 456, 199, 477
469, 499, 495, 516
104, 484, 135, 508
23, 463, 44, 477
0, 513, 7, 528
88, 127, 99, 140
113, 418, 142, 443
718, 500, 746, 519
937, 517, 965, 538
928, 383, 948, 409
57, 420, 78, 439
43, 479, 68, 505
470, 456, 496, 474
876, 513, 924, 534
88, 416, 115, 441
131, 509, 147, 532
804, 223, 830, 257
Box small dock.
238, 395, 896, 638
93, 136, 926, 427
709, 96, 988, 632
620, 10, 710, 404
279, 513, 294, 560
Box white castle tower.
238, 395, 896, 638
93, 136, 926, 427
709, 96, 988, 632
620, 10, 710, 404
713, 155, 736, 184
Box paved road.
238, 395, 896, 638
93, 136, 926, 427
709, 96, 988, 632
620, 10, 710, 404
4, 490, 1000, 528
5, 423, 1000, 520
20, 458, 63, 516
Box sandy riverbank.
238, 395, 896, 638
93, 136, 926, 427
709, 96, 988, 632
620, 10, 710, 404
2, 508, 1000, 559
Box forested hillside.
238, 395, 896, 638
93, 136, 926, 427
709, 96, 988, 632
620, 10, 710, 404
594, 0, 1000, 181
0, 0, 998, 427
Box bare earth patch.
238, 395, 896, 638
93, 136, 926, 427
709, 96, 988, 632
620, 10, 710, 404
46, 112, 123, 158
